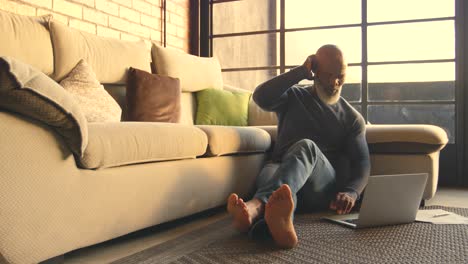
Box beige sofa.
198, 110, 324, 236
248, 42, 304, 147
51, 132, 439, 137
0, 11, 448, 264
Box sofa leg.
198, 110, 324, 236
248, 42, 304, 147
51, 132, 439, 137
39, 255, 64, 264
420, 199, 426, 208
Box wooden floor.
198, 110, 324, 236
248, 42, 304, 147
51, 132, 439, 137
62, 187, 468, 264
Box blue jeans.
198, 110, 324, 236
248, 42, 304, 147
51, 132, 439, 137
249, 139, 337, 239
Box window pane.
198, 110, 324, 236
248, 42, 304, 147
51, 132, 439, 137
285, 27, 361, 65
368, 0, 454, 22
285, 0, 360, 28
368, 21, 455, 62
213, 0, 278, 34
342, 65, 361, 102
213, 33, 279, 68
368, 63, 455, 102
222, 69, 280, 92
368, 104, 455, 143
341, 83, 361, 102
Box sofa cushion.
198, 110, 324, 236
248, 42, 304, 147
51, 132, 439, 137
195, 88, 251, 126
126, 67, 181, 123
0, 56, 88, 157
0, 11, 54, 75
50, 21, 151, 84
60, 59, 122, 122
152, 44, 223, 92
366, 124, 448, 153
196, 125, 271, 156
80, 122, 208, 169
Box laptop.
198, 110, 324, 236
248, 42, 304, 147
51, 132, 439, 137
322, 173, 428, 229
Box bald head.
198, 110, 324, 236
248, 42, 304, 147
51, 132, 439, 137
315, 44, 346, 72
313, 44, 347, 98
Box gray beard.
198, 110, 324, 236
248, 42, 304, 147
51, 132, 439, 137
314, 83, 341, 105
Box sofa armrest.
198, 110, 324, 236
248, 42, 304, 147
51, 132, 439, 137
254, 124, 449, 154
252, 125, 277, 143
366, 124, 448, 154
0, 111, 82, 263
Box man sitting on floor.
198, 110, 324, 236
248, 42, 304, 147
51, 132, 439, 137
227, 44, 370, 248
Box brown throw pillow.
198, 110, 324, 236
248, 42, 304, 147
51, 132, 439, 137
126, 67, 181, 123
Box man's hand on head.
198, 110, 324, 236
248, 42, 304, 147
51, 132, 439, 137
302, 55, 318, 80
329, 192, 356, 215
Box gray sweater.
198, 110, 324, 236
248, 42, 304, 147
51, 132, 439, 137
253, 66, 370, 197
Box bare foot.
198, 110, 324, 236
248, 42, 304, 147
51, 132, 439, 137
265, 184, 298, 249
227, 194, 263, 233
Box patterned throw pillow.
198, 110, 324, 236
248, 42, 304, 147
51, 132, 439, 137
60, 59, 122, 122
0, 56, 88, 157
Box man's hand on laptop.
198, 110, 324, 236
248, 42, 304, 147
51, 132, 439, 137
329, 192, 356, 215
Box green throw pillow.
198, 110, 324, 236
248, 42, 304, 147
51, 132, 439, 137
195, 88, 251, 126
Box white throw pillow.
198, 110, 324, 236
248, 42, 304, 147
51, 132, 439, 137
60, 59, 122, 122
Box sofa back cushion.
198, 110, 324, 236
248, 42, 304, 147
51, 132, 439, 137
179, 92, 197, 125
0, 11, 54, 75
151, 44, 224, 92
248, 98, 278, 126
103, 84, 127, 121
49, 21, 151, 84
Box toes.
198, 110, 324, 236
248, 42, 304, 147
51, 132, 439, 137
228, 193, 238, 204
273, 188, 281, 199
269, 192, 278, 203
281, 184, 291, 195
275, 189, 285, 200
278, 189, 285, 200
268, 185, 292, 204
227, 194, 239, 212
279, 189, 287, 200
241, 202, 248, 211
269, 192, 276, 201
241, 207, 249, 217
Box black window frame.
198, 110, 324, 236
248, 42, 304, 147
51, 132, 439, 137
197, 0, 468, 186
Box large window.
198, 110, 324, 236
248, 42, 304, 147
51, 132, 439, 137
208, 0, 460, 184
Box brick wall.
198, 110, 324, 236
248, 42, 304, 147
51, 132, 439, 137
0, 0, 190, 52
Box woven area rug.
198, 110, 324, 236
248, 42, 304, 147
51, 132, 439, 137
112, 206, 468, 264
